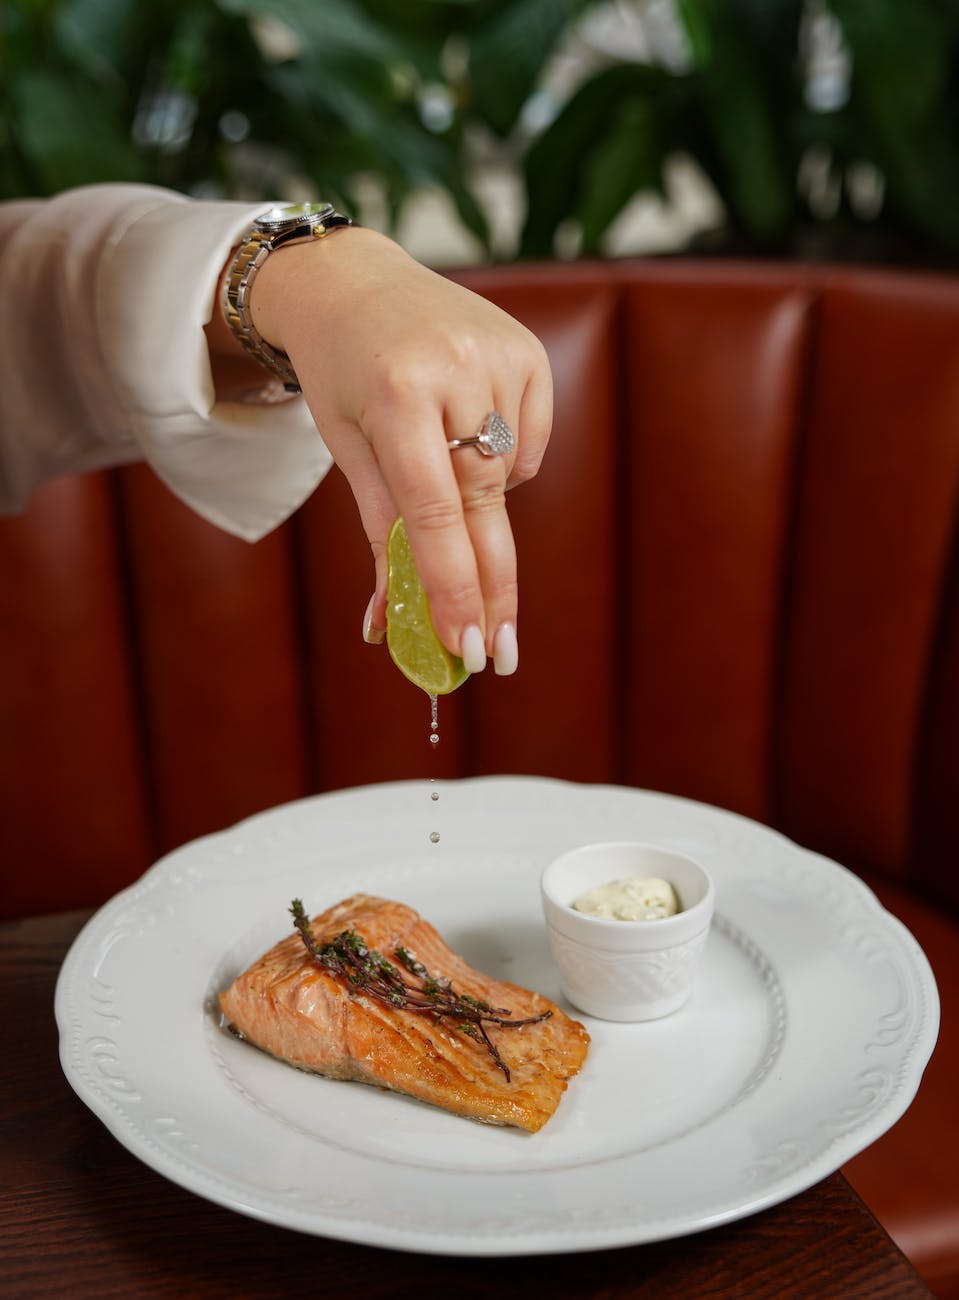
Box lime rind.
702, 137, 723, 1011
386, 518, 469, 696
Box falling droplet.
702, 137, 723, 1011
427, 702, 440, 840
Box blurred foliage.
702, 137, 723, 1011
0, 0, 511, 244
519, 0, 959, 263
2, 0, 958, 265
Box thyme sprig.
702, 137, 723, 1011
290, 900, 551, 1081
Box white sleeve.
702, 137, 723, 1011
0, 183, 333, 541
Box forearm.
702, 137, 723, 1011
0, 184, 331, 539
0, 187, 161, 509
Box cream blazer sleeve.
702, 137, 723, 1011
0, 183, 333, 541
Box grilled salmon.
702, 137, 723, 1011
219, 893, 589, 1132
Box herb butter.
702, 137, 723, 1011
572, 876, 681, 921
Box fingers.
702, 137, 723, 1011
317, 402, 522, 671
335, 358, 548, 673
378, 335, 548, 673
447, 405, 518, 666
366, 399, 494, 668
508, 341, 553, 489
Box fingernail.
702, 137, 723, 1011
493, 621, 519, 676
362, 595, 385, 645
460, 623, 487, 674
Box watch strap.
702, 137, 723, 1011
223, 208, 353, 394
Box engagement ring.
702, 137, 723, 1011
447, 411, 515, 457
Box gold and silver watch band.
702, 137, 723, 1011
223, 204, 353, 394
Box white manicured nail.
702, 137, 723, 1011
493, 622, 519, 675
362, 595, 384, 645
460, 623, 487, 674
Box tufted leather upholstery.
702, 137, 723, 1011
1, 259, 956, 1294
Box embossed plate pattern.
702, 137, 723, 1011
55, 777, 939, 1256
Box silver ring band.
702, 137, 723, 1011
448, 411, 515, 457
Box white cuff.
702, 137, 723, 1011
96, 191, 333, 541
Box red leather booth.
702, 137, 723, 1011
1, 258, 957, 1295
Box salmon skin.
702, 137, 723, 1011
219, 893, 590, 1132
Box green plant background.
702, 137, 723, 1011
3, 0, 958, 265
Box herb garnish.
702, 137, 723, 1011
290, 900, 551, 1081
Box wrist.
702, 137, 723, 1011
221, 202, 353, 392
249, 225, 406, 355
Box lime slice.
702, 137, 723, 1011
386, 518, 469, 695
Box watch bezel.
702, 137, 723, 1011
253, 202, 337, 235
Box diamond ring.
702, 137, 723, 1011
447, 411, 515, 458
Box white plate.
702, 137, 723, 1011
56, 776, 939, 1256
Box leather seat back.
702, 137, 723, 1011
3, 260, 958, 920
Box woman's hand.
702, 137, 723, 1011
247, 226, 552, 675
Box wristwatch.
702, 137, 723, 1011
223, 202, 353, 393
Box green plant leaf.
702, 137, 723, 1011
10, 69, 143, 192
576, 95, 667, 253
263, 53, 487, 244
520, 63, 676, 257
675, 0, 712, 66
828, 0, 951, 116
266, 59, 443, 182
3, 0, 958, 265
359, 0, 478, 38
699, 65, 794, 238
467, 0, 588, 137
53, 0, 145, 82
222, 0, 435, 73
828, 0, 959, 248
682, 1, 801, 240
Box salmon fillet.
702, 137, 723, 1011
219, 893, 589, 1132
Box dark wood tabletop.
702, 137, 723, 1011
0, 909, 933, 1300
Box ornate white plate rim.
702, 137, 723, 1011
55, 776, 940, 1256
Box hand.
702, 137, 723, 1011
248, 226, 552, 675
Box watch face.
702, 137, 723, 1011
255, 202, 335, 233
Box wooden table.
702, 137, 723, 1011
0, 910, 933, 1299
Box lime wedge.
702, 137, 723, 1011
386, 518, 469, 695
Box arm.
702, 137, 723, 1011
0, 184, 331, 540
0, 186, 553, 672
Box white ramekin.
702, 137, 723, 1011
540, 841, 715, 1021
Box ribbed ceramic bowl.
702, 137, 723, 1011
540, 842, 715, 1021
